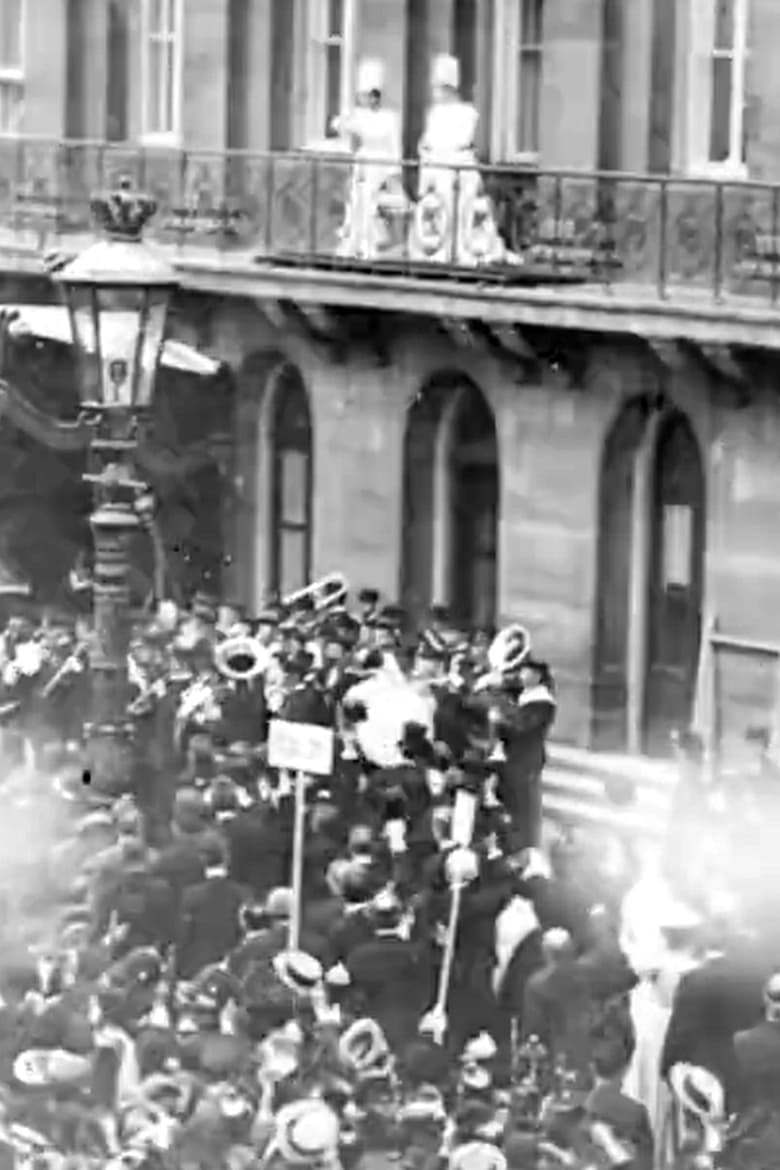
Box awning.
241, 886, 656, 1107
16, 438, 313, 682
4, 304, 222, 377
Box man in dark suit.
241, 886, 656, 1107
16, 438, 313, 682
176, 834, 246, 979
522, 927, 594, 1079
661, 930, 770, 1108
733, 971, 780, 1110
586, 1038, 654, 1170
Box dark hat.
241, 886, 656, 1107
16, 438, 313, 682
284, 650, 315, 678
192, 965, 240, 1013
430, 605, 450, 624
107, 946, 162, 991
746, 725, 771, 747
173, 788, 209, 835
374, 604, 406, 631
199, 829, 228, 870
357, 588, 380, 607
399, 721, 435, 763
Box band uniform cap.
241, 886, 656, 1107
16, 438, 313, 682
448, 1141, 507, 1170
273, 950, 323, 995
431, 52, 460, 90
357, 57, 385, 94
374, 603, 406, 630
274, 1099, 341, 1166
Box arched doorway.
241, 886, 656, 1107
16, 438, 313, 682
592, 397, 705, 756
401, 373, 499, 630
269, 364, 313, 597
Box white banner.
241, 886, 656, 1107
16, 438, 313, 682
268, 719, 334, 777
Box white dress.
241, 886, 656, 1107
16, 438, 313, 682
623, 949, 699, 1170
409, 100, 508, 266
336, 106, 405, 260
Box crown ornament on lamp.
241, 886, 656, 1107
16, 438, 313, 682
90, 176, 159, 242
50, 176, 177, 412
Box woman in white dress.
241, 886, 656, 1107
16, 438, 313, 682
620, 850, 702, 1170
333, 59, 405, 260
409, 54, 509, 267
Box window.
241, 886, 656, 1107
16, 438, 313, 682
687, 0, 749, 175
491, 0, 544, 160
0, 0, 24, 136
271, 368, 313, 597
306, 0, 356, 144
141, 0, 182, 140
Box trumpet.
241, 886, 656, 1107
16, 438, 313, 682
214, 635, 268, 682
281, 573, 349, 628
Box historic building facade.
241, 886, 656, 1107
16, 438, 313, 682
1, 0, 780, 759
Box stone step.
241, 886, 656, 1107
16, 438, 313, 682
542, 743, 678, 837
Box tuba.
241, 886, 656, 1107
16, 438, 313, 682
214, 635, 268, 682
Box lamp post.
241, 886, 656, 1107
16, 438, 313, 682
50, 179, 177, 796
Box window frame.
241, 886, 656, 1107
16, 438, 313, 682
270, 370, 313, 598
140, 0, 184, 145
0, 0, 25, 139
686, 0, 750, 179
490, 0, 545, 163
304, 0, 357, 147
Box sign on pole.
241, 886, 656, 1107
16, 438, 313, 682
268, 719, 334, 777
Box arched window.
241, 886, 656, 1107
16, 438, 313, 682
270, 365, 313, 596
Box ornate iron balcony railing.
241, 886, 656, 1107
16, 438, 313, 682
1, 137, 779, 304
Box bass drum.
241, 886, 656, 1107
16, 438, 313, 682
345, 674, 435, 769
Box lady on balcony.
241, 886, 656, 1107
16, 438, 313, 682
409, 54, 510, 267
333, 59, 406, 261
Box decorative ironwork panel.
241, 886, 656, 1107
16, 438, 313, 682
142, 149, 182, 246
721, 184, 779, 302
610, 179, 662, 286
269, 156, 316, 256
224, 152, 270, 252
310, 156, 349, 256
59, 142, 103, 233
664, 182, 717, 289
102, 146, 144, 192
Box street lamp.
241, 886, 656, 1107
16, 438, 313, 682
50, 178, 178, 797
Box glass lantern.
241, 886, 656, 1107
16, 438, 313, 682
51, 181, 177, 411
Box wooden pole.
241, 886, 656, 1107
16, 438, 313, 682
434, 881, 464, 1020
288, 770, 307, 951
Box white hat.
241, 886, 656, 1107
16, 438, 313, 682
357, 57, 385, 94
449, 1141, 508, 1170
274, 1099, 341, 1165
658, 899, 702, 932
272, 950, 323, 995
431, 53, 460, 91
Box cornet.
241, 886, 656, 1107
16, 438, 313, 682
281, 573, 349, 628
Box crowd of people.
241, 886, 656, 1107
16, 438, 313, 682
0, 579, 777, 1169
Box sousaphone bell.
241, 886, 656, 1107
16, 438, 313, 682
213, 636, 267, 682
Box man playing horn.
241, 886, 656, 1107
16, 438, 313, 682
472, 625, 557, 848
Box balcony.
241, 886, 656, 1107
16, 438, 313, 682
2, 138, 780, 328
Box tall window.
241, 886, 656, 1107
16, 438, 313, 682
271, 368, 313, 597
141, 0, 182, 140
688, 0, 749, 174
106, 0, 130, 141
491, 0, 544, 160
0, 0, 24, 136
306, 0, 356, 143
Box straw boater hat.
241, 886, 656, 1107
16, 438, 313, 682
668, 1063, 725, 1124
272, 1099, 341, 1166
338, 1017, 390, 1073
272, 950, 323, 997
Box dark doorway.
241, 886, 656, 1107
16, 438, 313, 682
643, 411, 705, 753
400, 374, 498, 631
592, 397, 705, 756
270, 365, 313, 597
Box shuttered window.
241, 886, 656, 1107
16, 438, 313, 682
687, 0, 749, 176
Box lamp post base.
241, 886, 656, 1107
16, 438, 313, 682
83, 722, 135, 797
